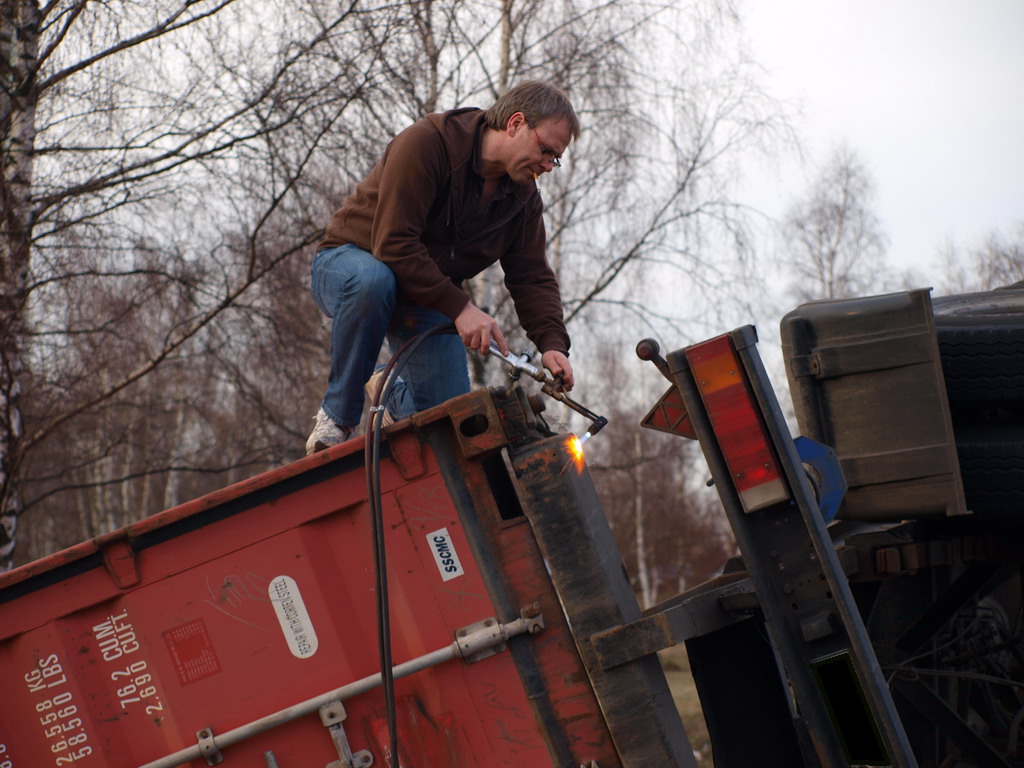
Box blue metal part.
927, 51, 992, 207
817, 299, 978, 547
794, 436, 848, 523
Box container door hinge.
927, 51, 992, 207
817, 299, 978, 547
320, 700, 373, 768
196, 727, 222, 765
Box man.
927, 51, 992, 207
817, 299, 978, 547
306, 81, 579, 455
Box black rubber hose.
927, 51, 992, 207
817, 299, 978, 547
363, 322, 456, 765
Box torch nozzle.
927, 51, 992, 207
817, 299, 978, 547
585, 416, 608, 438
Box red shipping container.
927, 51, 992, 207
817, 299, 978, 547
0, 388, 694, 768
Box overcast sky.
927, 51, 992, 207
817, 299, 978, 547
740, 0, 1024, 275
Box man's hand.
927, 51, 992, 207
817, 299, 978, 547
541, 350, 574, 390
455, 302, 508, 356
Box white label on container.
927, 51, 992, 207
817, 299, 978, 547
269, 575, 319, 659
427, 527, 464, 582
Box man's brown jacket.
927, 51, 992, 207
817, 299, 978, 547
319, 108, 570, 357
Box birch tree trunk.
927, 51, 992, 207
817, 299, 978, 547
0, 0, 40, 570
634, 429, 654, 609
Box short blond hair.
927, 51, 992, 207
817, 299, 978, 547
485, 81, 580, 140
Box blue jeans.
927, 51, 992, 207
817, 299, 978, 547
310, 244, 470, 427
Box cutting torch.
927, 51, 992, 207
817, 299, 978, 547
487, 341, 608, 442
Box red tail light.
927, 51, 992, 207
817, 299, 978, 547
686, 335, 789, 512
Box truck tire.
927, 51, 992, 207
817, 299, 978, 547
936, 326, 1024, 405
933, 287, 1024, 516
934, 286, 1024, 406
954, 436, 1024, 517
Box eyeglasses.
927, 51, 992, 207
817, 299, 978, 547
527, 119, 562, 169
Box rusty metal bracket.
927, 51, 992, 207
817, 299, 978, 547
870, 534, 993, 577
591, 573, 757, 670
412, 389, 510, 459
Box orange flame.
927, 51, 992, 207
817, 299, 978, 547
566, 434, 586, 472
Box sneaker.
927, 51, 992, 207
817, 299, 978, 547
364, 368, 394, 427
305, 408, 354, 455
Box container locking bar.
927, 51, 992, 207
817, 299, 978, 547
138, 611, 543, 768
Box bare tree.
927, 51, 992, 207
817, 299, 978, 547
781, 144, 890, 302
5, 0, 793, 570
589, 405, 735, 606
1, 0, 378, 568
367, 0, 795, 386
578, 327, 735, 608
938, 223, 1024, 293
977, 227, 1024, 287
